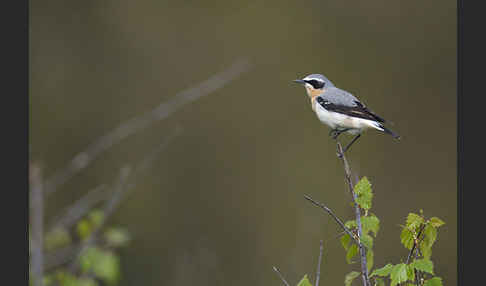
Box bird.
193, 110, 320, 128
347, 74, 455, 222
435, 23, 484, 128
293, 73, 400, 153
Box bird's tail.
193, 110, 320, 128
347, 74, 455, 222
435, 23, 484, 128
381, 125, 400, 140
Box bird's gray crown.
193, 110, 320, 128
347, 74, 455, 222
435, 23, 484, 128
302, 74, 335, 88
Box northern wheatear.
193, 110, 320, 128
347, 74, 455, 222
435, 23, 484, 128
293, 73, 400, 153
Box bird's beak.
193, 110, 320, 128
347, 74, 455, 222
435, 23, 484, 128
293, 79, 306, 85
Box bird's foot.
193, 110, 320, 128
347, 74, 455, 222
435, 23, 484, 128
330, 129, 340, 140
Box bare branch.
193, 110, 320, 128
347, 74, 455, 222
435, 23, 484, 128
315, 240, 324, 286
47, 184, 108, 232
304, 195, 359, 245
336, 142, 370, 286
272, 266, 290, 286
29, 163, 44, 286
45, 245, 78, 271
43, 59, 252, 196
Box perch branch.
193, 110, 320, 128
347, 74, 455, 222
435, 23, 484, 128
336, 142, 370, 286
43, 59, 252, 196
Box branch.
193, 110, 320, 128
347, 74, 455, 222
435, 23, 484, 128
29, 163, 44, 286
272, 266, 290, 286
43, 59, 252, 196
304, 195, 359, 245
46, 184, 108, 232
406, 224, 426, 264
336, 142, 370, 286
315, 240, 324, 286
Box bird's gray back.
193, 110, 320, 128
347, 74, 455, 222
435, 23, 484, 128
318, 87, 360, 107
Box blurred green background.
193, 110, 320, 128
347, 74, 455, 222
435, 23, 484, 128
30, 0, 456, 285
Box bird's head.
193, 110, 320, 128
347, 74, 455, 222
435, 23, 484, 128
293, 74, 334, 98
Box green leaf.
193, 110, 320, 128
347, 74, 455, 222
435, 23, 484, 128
296, 274, 312, 286
346, 244, 358, 264
341, 234, 351, 251
390, 263, 408, 286
411, 259, 434, 275
366, 248, 374, 272
92, 251, 120, 285
362, 215, 380, 237
428, 217, 445, 228
361, 234, 373, 250
400, 227, 414, 250
345, 271, 360, 286
76, 219, 92, 240
370, 263, 394, 278
373, 277, 385, 286
420, 224, 437, 259
79, 247, 99, 273
354, 177, 373, 210
104, 227, 131, 248
45, 227, 71, 251
406, 264, 415, 281
423, 277, 443, 286
345, 220, 357, 230
406, 213, 424, 231
79, 247, 120, 284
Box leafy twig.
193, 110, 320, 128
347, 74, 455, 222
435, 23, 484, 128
68, 166, 132, 272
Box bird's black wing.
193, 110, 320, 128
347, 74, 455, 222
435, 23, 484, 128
316, 96, 386, 123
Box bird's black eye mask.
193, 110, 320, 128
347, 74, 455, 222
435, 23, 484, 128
305, 79, 325, 89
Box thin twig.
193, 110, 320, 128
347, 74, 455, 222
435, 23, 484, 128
272, 266, 290, 286
336, 142, 370, 286
304, 195, 359, 245
43, 59, 252, 196
30, 163, 44, 286
406, 224, 426, 264
44, 245, 78, 271
46, 184, 108, 232
315, 240, 324, 286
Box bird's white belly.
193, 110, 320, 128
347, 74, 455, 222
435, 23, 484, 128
314, 103, 378, 134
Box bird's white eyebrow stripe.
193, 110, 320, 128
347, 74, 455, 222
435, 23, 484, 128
303, 77, 324, 82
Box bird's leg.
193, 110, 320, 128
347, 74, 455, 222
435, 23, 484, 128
331, 128, 350, 140
342, 134, 361, 153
